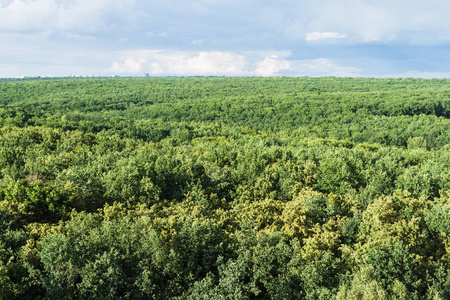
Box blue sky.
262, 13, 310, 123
1, 0, 450, 78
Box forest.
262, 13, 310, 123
1, 76, 450, 299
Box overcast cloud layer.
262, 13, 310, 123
1, 0, 450, 78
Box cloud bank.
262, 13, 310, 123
109, 51, 360, 77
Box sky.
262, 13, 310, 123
1, 0, 450, 78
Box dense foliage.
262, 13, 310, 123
1, 77, 450, 299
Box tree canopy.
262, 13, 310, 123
1, 77, 450, 299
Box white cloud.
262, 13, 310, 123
172, 52, 246, 74
0, 0, 58, 31
305, 32, 347, 41
254, 56, 291, 76
110, 56, 146, 74
110, 51, 248, 76
150, 62, 164, 74
109, 50, 361, 77
0, 0, 137, 33
282, 0, 450, 44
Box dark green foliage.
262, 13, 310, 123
366, 242, 424, 298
